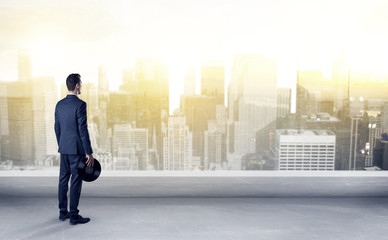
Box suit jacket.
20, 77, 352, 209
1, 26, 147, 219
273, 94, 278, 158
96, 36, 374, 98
54, 94, 93, 155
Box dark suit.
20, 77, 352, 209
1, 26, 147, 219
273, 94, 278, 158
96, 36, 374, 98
55, 94, 93, 217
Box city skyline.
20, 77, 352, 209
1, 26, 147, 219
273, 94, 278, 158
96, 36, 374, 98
1, 0, 388, 171
1, 50, 388, 171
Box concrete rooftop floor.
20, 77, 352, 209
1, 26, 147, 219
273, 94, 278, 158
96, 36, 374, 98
1, 172, 388, 240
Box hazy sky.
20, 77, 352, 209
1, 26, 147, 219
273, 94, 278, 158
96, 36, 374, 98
1, 0, 387, 111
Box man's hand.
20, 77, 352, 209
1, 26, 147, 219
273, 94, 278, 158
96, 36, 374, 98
86, 154, 94, 167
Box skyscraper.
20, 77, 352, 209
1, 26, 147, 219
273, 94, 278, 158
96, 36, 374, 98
113, 124, 134, 170
112, 124, 148, 170
229, 54, 277, 155
134, 58, 169, 168
79, 83, 99, 123
2, 50, 33, 166
135, 58, 169, 98
332, 54, 349, 115
373, 136, 388, 169
163, 110, 192, 171
277, 88, 291, 118
98, 65, 109, 95
180, 95, 217, 167
131, 126, 149, 170
296, 70, 335, 115
381, 103, 388, 133
201, 65, 225, 104
4, 81, 34, 166
204, 105, 226, 170
365, 114, 382, 167
98, 66, 109, 151
31, 77, 58, 165
107, 91, 137, 127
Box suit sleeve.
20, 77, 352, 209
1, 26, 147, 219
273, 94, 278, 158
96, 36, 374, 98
77, 102, 93, 155
54, 104, 61, 146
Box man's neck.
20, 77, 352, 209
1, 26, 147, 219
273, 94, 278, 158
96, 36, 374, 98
68, 91, 78, 95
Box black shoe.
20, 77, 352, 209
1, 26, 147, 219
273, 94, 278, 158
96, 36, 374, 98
59, 212, 70, 221
70, 215, 90, 225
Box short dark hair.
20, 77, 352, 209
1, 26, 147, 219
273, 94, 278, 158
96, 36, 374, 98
66, 73, 81, 91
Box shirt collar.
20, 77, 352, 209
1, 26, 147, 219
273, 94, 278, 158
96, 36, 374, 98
67, 93, 78, 98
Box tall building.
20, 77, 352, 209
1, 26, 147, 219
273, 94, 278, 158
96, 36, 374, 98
275, 129, 336, 171
180, 95, 217, 167
135, 58, 169, 98
134, 58, 169, 169
204, 105, 226, 170
373, 135, 388, 169
381, 102, 388, 133
112, 124, 148, 170
79, 83, 99, 123
98, 65, 109, 95
130, 126, 149, 169
154, 64, 169, 100
3, 81, 34, 166
296, 70, 335, 116
163, 110, 192, 171
303, 114, 351, 170
113, 124, 135, 170
135, 58, 161, 82
204, 124, 226, 170
107, 91, 137, 127
78, 83, 100, 156
18, 49, 31, 82
149, 126, 160, 170
98, 66, 109, 151
2, 50, 33, 166
332, 54, 349, 114
31, 77, 58, 165
229, 54, 277, 155
277, 88, 291, 118
201, 65, 224, 104
364, 114, 382, 167
184, 67, 196, 96
226, 120, 235, 154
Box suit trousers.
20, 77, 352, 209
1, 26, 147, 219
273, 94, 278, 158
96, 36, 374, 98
58, 154, 84, 217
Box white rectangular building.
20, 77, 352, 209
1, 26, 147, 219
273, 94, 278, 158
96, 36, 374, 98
112, 124, 148, 170
275, 129, 336, 171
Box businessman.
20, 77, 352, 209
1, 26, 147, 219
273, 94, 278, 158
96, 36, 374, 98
55, 73, 94, 225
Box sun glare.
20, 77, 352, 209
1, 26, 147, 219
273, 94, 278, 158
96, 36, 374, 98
29, 37, 66, 77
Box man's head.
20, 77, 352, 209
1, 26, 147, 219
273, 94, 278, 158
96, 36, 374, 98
66, 73, 82, 95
